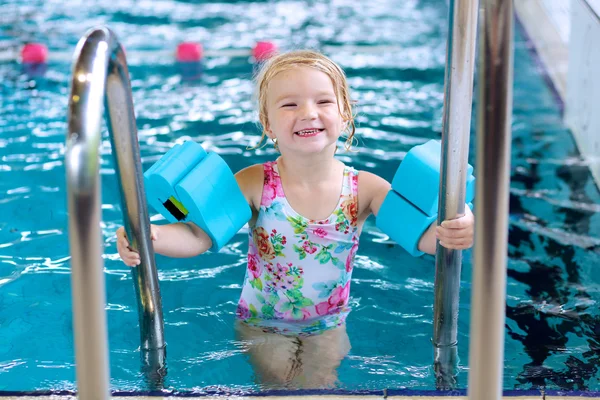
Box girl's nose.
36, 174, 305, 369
300, 103, 318, 120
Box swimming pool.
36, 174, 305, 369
1, 0, 599, 395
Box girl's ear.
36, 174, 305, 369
264, 124, 273, 139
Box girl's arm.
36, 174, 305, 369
150, 222, 212, 257
234, 163, 263, 227
359, 171, 473, 256
154, 164, 262, 256
117, 163, 263, 265
357, 171, 391, 226
417, 223, 437, 255
116, 222, 210, 265
358, 171, 437, 254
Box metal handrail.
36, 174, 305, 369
433, 0, 479, 389
468, 1, 513, 399
65, 26, 166, 398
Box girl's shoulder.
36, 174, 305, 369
356, 170, 390, 191
234, 163, 265, 213
356, 170, 392, 219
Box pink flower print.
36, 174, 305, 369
261, 164, 285, 207
247, 253, 262, 279
275, 262, 289, 275
273, 274, 287, 290
283, 307, 312, 321
313, 227, 327, 238
236, 299, 251, 319
280, 276, 296, 290
345, 241, 359, 272
302, 309, 312, 319
315, 281, 350, 316
269, 263, 289, 290
302, 241, 317, 254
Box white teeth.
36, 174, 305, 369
296, 129, 321, 136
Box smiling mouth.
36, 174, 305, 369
295, 129, 324, 137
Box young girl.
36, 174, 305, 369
116, 50, 474, 388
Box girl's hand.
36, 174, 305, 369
436, 206, 474, 250
116, 225, 159, 267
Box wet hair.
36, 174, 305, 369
254, 50, 356, 151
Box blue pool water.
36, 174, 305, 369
1, 0, 600, 395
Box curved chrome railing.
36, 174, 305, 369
65, 26, 166, 397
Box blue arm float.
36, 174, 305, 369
144, 141, 251, 252
376, 139, 476, 257
391, 139, 475, 216
377, 191, 437, 257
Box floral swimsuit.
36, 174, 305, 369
236, 161, 360, 336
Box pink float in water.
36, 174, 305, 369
21, 43, 48, 64
176, 42, 203, 62
252, 41, 277, 62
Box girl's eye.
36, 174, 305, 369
282, 103, 296, 107
318, 100, 334, 104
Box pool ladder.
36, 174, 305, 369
436, 0, 514, 398
65, 27, 166, 399
64, 0, 514, 398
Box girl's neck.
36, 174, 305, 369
276, 151, 343, 186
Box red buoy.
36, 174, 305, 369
176, 42, 203, 62
21, 43, 48, 64
252, 41, 277, 62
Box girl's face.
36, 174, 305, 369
265, 66, 345, 156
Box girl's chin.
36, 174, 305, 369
287, 142, 337, 154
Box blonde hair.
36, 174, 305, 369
254, 50, 356, 151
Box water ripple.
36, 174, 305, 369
158, 261, 245, 282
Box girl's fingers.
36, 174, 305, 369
436, 207, 474, 250
440, 207, 474, 229
439, 239, 472, 248
440, 220, 463, 229
117, 229, 129, 246
440, 217, 471, 229
443, 234, 472, 245
116, 227, 140, 267
438, 237, 473, 249
437, 225, 473, 249
125, 255, 140, 267
436, 226, 472, 240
